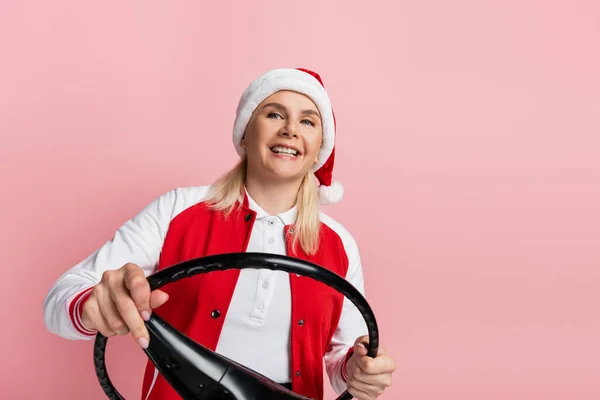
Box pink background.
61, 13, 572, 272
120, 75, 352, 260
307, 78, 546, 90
1, 1, 599, 399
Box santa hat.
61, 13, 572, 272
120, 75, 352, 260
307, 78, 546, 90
232, 67, 343, 205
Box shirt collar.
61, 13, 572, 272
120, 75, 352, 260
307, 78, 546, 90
244, 186, 298, 225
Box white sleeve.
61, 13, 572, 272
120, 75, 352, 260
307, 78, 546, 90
42, 188, 181, 341
323, 232, 369, 394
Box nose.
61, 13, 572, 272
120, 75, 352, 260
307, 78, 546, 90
279, 121, 299, 139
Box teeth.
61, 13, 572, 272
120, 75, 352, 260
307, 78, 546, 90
271, 146, 298, 156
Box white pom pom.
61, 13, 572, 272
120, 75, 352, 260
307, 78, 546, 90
318, 180, 344, 204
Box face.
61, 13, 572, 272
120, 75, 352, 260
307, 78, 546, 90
241, 90, 323, 183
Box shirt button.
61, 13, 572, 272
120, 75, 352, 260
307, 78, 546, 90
298, 319, 304, 326
256, 303, 264, 311
268, 237, 274, 244
211, 310, 221, 318
262, 281, 269, 289
244, 214, 252, 222
296, 371, 301, 377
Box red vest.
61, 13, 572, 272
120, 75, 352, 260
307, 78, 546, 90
141, 196, 349, 400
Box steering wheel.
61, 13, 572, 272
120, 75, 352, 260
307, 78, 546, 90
93, 252, 379, 400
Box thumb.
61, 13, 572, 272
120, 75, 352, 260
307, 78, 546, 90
353, 337, 369, 356
150, 289, 169, 309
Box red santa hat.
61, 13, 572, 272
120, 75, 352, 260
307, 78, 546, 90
232, 67, 343, 205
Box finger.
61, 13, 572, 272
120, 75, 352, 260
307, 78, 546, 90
354, 335, 369, 346
108, 277, 149, 348
97, 283, 129, 335
352, 370, 393, 389
84, 291, 117, 337
354, 341, 369, 357
357, 353, 397, 375
150, 290, 169, 309
350, 357, 381, 381
354, 335, 369, 344
95, 308, 120, 337
349, 379, 385, 399
347, 383, 376, 400
348, 367, 390, 398
123, 264, 152, 320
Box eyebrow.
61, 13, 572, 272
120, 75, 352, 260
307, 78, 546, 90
261, 102, 321, 119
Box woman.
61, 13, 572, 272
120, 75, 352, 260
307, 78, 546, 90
43, 68, 396, 400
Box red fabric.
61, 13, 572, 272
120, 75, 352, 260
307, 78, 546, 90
296, 67, 325, 87
69, 286, 96, 336
315, 144, 335, 186
141, 196, 349, 400
296, 67, 337, 188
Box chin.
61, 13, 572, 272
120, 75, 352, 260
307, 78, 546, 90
270, 172, 303, 182
265, 168, 305, 183
252, 157, 310, 183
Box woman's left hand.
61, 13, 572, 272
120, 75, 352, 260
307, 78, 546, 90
345, 335, 396, 399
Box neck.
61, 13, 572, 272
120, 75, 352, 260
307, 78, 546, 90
245, 173, 302, 215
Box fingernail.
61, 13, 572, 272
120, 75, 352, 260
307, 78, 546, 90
138, 337, 149, 349
141, 311, 151, 321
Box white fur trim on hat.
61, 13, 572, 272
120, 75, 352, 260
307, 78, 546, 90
232, 68, 335, 172
318, 180, 344, 205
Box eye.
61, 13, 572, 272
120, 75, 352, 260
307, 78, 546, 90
301, 119, 315, 127
268, 112, 283, 119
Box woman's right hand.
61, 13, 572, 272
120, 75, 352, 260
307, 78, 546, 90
81, 262, 169, 349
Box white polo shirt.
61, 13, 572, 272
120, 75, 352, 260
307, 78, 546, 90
215, 188, 297, 383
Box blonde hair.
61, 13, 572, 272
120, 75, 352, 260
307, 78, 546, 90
205, 157, 321, 255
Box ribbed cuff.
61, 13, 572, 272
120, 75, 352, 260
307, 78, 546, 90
68, 286, 97, 336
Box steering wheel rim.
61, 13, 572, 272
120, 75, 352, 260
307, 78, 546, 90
93, 252, 379, 400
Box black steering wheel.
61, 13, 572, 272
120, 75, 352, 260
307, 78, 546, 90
93, 252, 379, 400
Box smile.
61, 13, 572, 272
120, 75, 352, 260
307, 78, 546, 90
270, 145, 299, 157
